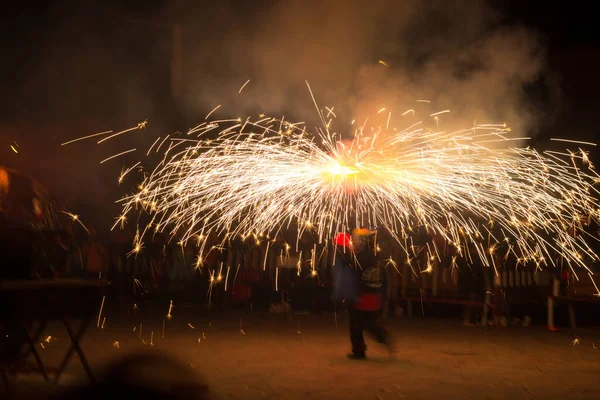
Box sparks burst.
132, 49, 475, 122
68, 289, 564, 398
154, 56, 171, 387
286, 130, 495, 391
109, 89, 600, 280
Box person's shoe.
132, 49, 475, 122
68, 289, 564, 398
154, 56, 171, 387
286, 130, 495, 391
384, 334, 396, 355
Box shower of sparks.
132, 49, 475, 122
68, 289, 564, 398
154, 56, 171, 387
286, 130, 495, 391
97, 121, 147, 144
224, 266, 231, 291
550, 138, 597, 147
61, 122, 147, 148
97, 295, 106, 328
430, 110, 450, 117
166, 300, 174, 320
205, 105, 221, 120
61, 130, 113, 146
239, 79, 251, 93
100, 148, 136, 164
86, 86, 600, 290
118, 162, 141, 186
60, 211, 90, 234
147, 137, 162, 156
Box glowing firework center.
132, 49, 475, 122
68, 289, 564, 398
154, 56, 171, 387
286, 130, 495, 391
324, 161, 359, 179
321, 141, 424, 196
322, 160, 361, 189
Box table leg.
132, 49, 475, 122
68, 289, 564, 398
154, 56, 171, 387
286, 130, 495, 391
53, 318, 94, 385
568, 303, 577, 329
22, 322, 49, 381
20, 320, 47, 359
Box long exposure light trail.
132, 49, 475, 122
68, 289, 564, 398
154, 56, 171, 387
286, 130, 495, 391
64, 85, 600, 287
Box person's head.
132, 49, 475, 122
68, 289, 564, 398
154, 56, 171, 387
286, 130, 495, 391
334, 232, 351, 248
351, 227, 376, 252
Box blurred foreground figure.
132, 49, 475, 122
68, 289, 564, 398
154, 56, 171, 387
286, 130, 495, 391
0, 218, 36, 366
0, 219, 34, 280
333, 228, 394, 359
57, 351, 211, 400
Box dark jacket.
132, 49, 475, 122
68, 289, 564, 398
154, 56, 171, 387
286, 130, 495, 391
332, 246, 359, 301
332, 243, 387, 302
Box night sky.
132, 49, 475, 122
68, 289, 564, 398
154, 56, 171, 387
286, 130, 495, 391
1, 0, 599, 229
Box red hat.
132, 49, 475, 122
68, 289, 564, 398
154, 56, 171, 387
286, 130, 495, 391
334, 232, 351, 247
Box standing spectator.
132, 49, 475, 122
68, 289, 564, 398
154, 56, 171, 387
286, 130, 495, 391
81, 228, 108, 279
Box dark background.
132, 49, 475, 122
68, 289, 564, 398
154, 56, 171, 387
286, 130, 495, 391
1, 0, 598, 230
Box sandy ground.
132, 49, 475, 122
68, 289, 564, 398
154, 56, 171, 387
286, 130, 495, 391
3, 305, 600, 400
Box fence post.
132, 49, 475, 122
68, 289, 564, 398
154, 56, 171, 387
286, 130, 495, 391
547, 277, 560, 329
568, 303, 577, 329
481, 266, 493, 327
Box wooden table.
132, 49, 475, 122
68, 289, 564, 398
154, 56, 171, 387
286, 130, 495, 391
0, 279, 108, 385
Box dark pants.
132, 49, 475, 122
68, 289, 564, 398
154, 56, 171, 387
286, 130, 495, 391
348, 306, 388, 355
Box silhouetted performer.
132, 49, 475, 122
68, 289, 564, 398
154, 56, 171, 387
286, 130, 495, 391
333, 228, 393, 359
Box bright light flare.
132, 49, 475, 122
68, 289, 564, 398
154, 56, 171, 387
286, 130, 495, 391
323, 161, 360, 178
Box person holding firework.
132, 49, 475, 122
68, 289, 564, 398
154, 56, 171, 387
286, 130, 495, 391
333, 228, 394, 359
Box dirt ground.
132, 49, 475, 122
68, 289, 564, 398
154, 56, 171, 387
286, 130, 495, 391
3, 305, 600, 400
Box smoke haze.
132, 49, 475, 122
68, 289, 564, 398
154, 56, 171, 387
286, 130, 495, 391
1, 0, 559, 228
176, 0, 557, 135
